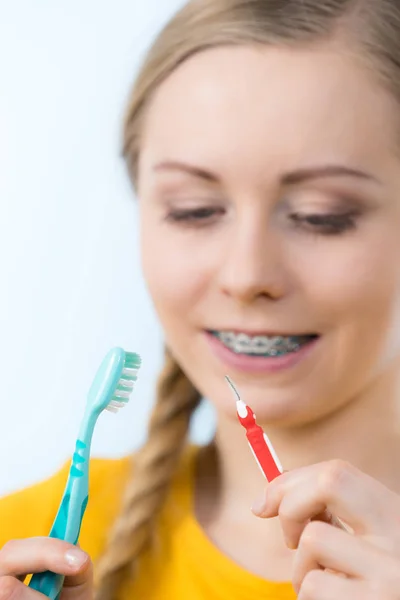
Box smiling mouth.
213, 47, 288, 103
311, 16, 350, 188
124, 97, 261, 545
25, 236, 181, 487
209, 330, 319, 357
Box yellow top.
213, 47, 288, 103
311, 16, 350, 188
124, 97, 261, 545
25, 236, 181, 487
0, 448, 295, 600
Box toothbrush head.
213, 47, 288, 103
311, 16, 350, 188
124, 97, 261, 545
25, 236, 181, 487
87, 347, 141, 415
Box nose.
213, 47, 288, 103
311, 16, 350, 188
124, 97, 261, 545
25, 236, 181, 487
218, 214, 290, 305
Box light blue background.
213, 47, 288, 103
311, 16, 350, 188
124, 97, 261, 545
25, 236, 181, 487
0, 0, 214, 496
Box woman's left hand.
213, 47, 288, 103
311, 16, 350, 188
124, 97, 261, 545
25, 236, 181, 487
252, 460, 400, 599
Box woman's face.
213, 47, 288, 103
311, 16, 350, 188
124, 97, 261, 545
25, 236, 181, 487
137, 43, 400, 426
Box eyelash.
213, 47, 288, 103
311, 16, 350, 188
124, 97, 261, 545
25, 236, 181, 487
165, 207, 224, 225
165, 207, 359, 235
290, 211, 358, 235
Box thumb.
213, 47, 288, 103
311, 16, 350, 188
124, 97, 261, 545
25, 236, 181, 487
60, 549, 93, 600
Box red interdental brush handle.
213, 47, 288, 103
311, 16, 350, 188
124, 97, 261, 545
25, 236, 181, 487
225, 376, 283, 482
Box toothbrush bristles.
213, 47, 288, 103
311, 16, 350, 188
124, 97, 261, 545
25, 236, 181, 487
109, 400, 126, 408
114, 390, 131, 399
120, 378, 135, 388
106, 351, 141, 414
122, 367, 138, 377
106, 400, 127, 413
225, 375, 241, 402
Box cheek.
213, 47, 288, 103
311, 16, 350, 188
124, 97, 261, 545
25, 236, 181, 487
139, 217, 213, 323
291, 233, 400, 361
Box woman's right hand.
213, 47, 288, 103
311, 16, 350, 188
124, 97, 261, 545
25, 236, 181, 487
0, 538, 93, 600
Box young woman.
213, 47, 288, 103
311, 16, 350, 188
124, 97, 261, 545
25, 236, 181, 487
2, 1, 400, 598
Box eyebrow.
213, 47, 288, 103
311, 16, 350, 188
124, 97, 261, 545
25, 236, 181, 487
153, 160, 380, 185
281, 165, 380, 185
153, 161, 219, 182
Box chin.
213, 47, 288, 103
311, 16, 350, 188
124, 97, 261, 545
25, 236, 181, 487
219, 380, 339, 428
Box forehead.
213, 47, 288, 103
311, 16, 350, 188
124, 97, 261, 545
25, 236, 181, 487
140, 44, 398, 182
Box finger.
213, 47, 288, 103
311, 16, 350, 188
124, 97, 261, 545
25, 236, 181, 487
310, 509, 350, 530
62, 557, 93, 590
26, 556, 93, 600
277, 487, 353, 548
292, 520, 399, 594
253, 460, 400, 544
0, 538, 90, 583
60, 560, 93, 600
297, 569, 373, 600
0, 576, 49, 600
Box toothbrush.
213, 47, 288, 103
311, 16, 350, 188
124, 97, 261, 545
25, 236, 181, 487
28, 347, 141, 600
225, 376, 283, 482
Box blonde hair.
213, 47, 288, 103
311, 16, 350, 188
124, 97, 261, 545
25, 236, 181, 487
96, 0, 400, 598
95, 348, 200, 600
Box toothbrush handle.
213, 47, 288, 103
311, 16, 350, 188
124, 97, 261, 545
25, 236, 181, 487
29, 573, 63, 600
28, 494, 88, 600
28, 441, 90, 600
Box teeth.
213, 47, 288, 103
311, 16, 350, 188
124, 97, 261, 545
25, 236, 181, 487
219, 332, 237, 345
215, 331, 305, 356
234, 333, 253, 353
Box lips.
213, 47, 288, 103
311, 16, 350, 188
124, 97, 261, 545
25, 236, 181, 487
204, 330, 320, 374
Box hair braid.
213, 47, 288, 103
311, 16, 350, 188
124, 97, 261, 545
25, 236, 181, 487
94, 348, 201, 600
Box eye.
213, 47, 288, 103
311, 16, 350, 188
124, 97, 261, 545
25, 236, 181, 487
290, 211, 359, 235
165, 206, 225, 226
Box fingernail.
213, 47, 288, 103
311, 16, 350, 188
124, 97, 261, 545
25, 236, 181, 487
286, 538, 297, 550
65, 548, 88, 568
251, 496, 266, 516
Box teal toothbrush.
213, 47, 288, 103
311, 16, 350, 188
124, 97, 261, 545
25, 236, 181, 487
28, 347, 141, 600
